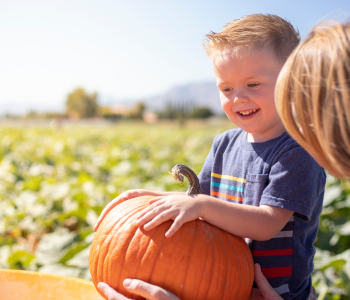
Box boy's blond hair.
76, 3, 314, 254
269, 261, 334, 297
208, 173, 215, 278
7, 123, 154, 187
276, 22, 350, 178
203, 14, 300, 63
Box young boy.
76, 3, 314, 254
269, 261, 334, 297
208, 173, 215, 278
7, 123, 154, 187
95, 14, 325, 300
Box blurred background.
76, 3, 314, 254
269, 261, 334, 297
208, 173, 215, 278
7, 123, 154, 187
1, 0, 350, 119
1, 1, 350, 299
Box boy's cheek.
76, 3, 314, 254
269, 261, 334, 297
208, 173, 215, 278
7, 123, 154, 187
220, 97, 231, 110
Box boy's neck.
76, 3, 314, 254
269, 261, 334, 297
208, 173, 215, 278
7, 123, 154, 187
246, 126, 286, 143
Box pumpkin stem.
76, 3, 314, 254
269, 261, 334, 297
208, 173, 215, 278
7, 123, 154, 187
171, 164, 202, 195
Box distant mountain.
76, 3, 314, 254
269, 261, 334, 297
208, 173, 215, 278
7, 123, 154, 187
145, 81, 222, 114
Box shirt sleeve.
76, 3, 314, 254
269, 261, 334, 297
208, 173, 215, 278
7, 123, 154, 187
260, 145, 326, 221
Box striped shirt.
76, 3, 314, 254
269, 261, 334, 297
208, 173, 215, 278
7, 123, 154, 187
198, 129, 326, 300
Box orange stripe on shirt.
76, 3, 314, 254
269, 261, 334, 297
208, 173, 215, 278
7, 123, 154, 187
211, 190, 244, 202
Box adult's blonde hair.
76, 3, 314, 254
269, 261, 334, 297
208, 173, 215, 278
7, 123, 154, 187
276, 22, 350, 178
203, 14, 300, 63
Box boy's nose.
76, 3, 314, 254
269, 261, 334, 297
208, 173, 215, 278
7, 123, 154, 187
233, 95, 249, 104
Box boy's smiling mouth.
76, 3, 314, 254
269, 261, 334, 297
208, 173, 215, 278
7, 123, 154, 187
237, 109, 260, 116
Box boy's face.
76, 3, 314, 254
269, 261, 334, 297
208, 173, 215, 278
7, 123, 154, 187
212, 48, 284, 142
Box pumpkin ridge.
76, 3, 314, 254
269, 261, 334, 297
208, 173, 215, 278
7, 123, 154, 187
103, 206, 135, 286
223, 232, 242, 298
179, 220, 197, 300
182, 220, 214, 300
159, 219, 185, 298
196, 221, 213, 300
232, 235, 254, 299
212, 226, 229, 300
237, 238, 252, 297
118, 222, 163, 300
94, 198, 143, 265
112, 199, 153, 294
225, 230, 243, 299
131, 229, 154, 300
147, 222, 172, 288
112, 216, 143, 297
237, 236, 252, 298
89, 238, 98, 288
134, 226, 156, 278
154, 230, 179, 296
211, 226, 227, 299
192, 221, 204, 300
205, 222, 225, 299
132, 220, 161, 299
104, 200, 149, 291
96, 217, 122, 286
202, 221, 216, 300
91, 206, 122, 286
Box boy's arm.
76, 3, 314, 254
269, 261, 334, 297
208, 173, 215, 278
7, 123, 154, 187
137, 193, 294, 241
200, 195, 294, 241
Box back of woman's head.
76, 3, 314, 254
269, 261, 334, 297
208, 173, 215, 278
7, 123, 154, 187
276, 21, 350, 178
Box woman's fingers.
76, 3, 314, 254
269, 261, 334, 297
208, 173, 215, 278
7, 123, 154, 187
94, 196, 125, 231
94, 190, 149, 231
254, 264, 282, 300
97, 282, 129, 300
123, 279, 180, 300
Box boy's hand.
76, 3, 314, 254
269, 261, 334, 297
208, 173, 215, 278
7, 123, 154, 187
136, 194, 202, 237
94, 189, 156, 232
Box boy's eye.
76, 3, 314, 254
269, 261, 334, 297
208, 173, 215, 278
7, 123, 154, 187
222, 87, 233, 92
248, 83, 259, 88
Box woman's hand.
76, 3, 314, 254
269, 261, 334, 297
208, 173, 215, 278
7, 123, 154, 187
98, 264, 281, 300
97, 279, 180, 300
136, 194, 203, 237
94, 189, 164, 232
249, 264, 283, 300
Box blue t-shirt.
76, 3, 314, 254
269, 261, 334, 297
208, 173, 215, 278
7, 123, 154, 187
198, 128, 326, 300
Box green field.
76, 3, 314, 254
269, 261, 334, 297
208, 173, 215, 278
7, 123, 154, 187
0, 121, 349, 299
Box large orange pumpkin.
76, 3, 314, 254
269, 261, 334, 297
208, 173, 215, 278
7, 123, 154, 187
89, 196, 254, 300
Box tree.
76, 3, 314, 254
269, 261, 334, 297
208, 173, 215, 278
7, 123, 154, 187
158, 99, 195, 120
127, 102, 146, 119
190, 107, 214, 119
66, 88, 98, 119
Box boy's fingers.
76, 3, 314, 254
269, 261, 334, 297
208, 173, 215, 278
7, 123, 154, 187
148, 196, 165, 204
140, 209, 175, 230
137, 200, 165, 220
165, 216, 183, 237
123, 279, 180, 300
254, 264, 282, 299
97, 282, 129, 300
136, 204, 158, 220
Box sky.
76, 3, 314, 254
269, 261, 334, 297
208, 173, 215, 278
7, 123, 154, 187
1, 0, 350, 114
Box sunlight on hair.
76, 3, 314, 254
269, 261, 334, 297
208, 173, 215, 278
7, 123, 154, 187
276, 21, 350, 179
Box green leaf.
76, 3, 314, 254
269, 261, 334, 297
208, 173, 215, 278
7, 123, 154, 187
321, 258, 346, 271
58, 242, 89, 264
8, 250, 35, 269
36, 228, 78, 265
338, 221, 350, 236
